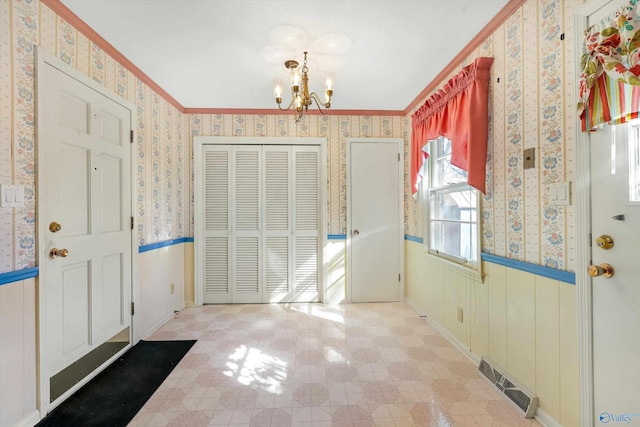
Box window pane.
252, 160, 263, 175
430, 189, 477, 221
430, 220, 477, 262
433, 138, 467, 187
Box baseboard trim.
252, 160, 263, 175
534, 407, 562, 427
14, 410, 40, 427
404, 297, 480, 366
139, 310, 176, 339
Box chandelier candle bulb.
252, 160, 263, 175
274, 84, 283, 104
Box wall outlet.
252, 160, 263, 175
457, 306, 464, 323
170, 282, 175, 295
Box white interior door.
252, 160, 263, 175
590, 122, 640, 424
348, 139, 403, 303
37, 52, 132, 408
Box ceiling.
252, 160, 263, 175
60, 0, 509, 111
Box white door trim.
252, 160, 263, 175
193, 136, 327, 306
573, 1, 625, 425
346, 138, 404, 303
35, 47, 138, 415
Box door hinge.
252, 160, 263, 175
131, 302, 135, 316
398, 273, 401, 282
130, 130, 134, 143
398, 153, 401, 161
131, 216, 134, 230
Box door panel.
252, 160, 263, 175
350, 141, 402, 303
60, 262, 90, 360
59, 143, 91, 236
100, 253, 123, 334
100, 156, 123, 232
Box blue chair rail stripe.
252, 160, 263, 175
481, 252, 575, 284
327, 234, 347, 240
0, 267, 39, 286
138, 237, 194, 253
404, 235, 424, 244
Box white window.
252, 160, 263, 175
422, 137, 480, 271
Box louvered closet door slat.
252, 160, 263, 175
205, 150, 229, 231
236, 237, 259, 294
235, 150, 259, 231
266, 237, 289, 296
204, 237, 229, 294
265, 150, 290, 231
295, 150, 319, 230
295, 236, 318, 293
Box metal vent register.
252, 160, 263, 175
478, 357, 538, 418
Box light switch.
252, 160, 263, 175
0, 184, 25, 208
548, 182, 571, 206
14, 187, 24, 205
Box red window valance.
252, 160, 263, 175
411, 57, 494, 196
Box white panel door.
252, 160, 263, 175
590, 122, 640, 424
39, 58, 131, 403
292, 146, 320, 302
349, 140, 403, 302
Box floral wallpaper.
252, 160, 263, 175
0, 0, 190, 273
189, 114, 403, 236
0, 0, 585, 275
405, 0, 584, 272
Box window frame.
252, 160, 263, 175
421, 137, 482, 278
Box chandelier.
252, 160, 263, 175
274, 51, 333, 123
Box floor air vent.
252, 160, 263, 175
478, 357, 538, 418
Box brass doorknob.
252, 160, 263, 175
49, 222, 62, 233
587, 263, 615, 278
49, 248, 69, 259
595, 235, 614, 250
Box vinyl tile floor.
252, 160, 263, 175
129, 302, 543, 427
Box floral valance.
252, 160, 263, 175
411, 57, 493, 195
578, 0, 640, 129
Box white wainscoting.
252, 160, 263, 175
0, 277, 38, 427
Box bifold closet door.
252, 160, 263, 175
201, 144, 319, 304
202, 145, 262, 304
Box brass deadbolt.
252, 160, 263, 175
587, 263, 615, 278
49, 222, 62, 233
49, 248, 69, 259
595, 235, 614, 250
